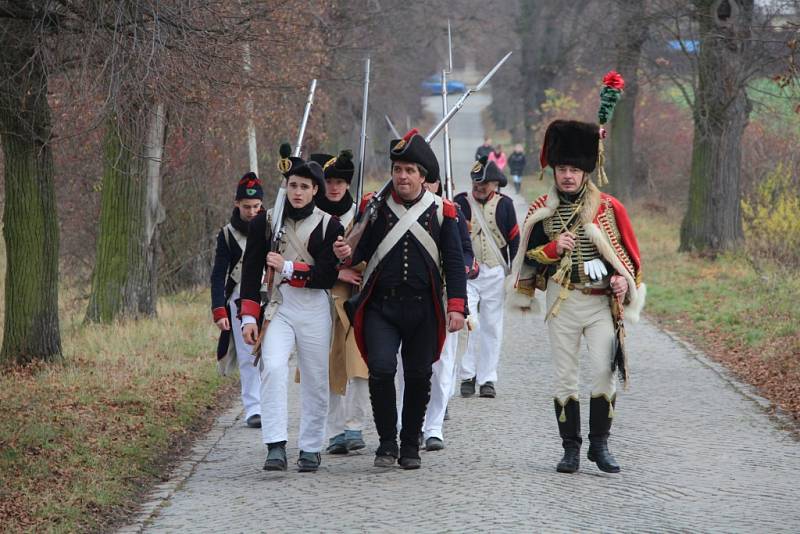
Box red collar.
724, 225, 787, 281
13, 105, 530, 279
390, 187, 424, 205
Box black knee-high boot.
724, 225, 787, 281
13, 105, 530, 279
399, 370, 432, 460
554, 397, 582, 473
369, 372, 398, 457
588, 395, 620, 473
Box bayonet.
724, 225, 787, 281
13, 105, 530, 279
384, 114, 401, 138
354, 57, 370, 200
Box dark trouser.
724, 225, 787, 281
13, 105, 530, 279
364, 290, 438, 457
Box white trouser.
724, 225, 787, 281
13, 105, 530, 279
423, 330, 459, 440
229, 293, 261, 420
459, 264, 506, 385
259, 285, 331, 452
545, 279, 616, 403
327, 377, 370, 438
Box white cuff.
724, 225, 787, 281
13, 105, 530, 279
241, 315, 257, 329
281, 260, 294, 279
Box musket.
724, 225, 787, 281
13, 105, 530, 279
384, 114, 401, 138
342, 52, 512, 257
354, 57, 370, 201
253, 79, 317, 364
440, 20, 454, 201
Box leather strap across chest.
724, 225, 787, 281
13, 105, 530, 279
467, 194, 509, 273
362, 191, 439, 288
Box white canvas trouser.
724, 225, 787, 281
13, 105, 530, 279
545, 279, 616, 403
259, 285, 332, 452
327, 377, 370, 438
229, 292, 261, 420
423, 330, 459, 440
460, 264, 506, 385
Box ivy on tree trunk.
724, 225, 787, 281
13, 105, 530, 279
680, 0, 754, 252
85, 104, 166, 323
0, 17, 62, 365
608, 0, 648, 202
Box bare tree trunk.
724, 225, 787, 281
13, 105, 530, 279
607, 0, 648, 201
0, 15, 62, 364
517, 0, 590, 151
86, 104, 166, 322
680, 0, 753, 252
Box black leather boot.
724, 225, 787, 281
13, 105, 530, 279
263, 441, 287, 471
587, 395, 621, 473
369, 373, 399, 466
398, 370, 432, 470
554, 398, 581, 473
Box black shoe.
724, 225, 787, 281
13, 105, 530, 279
479, 382, 496, 398
554, 398, 582, 474
460, 377, 476, 397
326, 433, 348, 455
398, 443, 421, 469
374, 454, 396, 468
425, 437, 444, 451
344, 430, 366, 451
588, 395, 621, 473
297, 451, 321, 472
557, 446, 580, 473
263, 441, 287, 471
374, 440, 398, 468
246, 414, 262, 428
398, 456, 421, 469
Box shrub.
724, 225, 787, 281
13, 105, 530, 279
741, 161, 800, 268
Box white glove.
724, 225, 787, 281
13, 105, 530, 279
280, 260, 294, 280
583, 258, 608, 282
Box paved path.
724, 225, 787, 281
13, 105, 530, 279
123, 91, 800, 534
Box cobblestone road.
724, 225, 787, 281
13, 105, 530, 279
123, 89, 800, 533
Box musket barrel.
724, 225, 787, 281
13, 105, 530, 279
440, 69, 453, 200
356, 58, 370, 200
273, 79, 318, 235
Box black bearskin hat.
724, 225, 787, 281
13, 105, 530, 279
540, 120, 599, 174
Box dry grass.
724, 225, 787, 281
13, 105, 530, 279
0, 233, 230, 532
634, 203, 800, 419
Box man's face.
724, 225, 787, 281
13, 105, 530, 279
391, 161, 425, 200
287, 175, 318, 208
484, 138, 492, 147
554, 165, 585, 194
235, 198, 262, 222
325, 177, 349, 202
471, 180, 497, 200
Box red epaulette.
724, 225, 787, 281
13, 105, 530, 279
358, 192, 375, 215
442, 198, 457, 219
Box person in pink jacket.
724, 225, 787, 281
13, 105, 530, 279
488, 144, 508, 173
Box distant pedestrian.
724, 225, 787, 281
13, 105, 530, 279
488, 144, 507, 173
475, 136, 493, 161
508, 144, 527, 195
